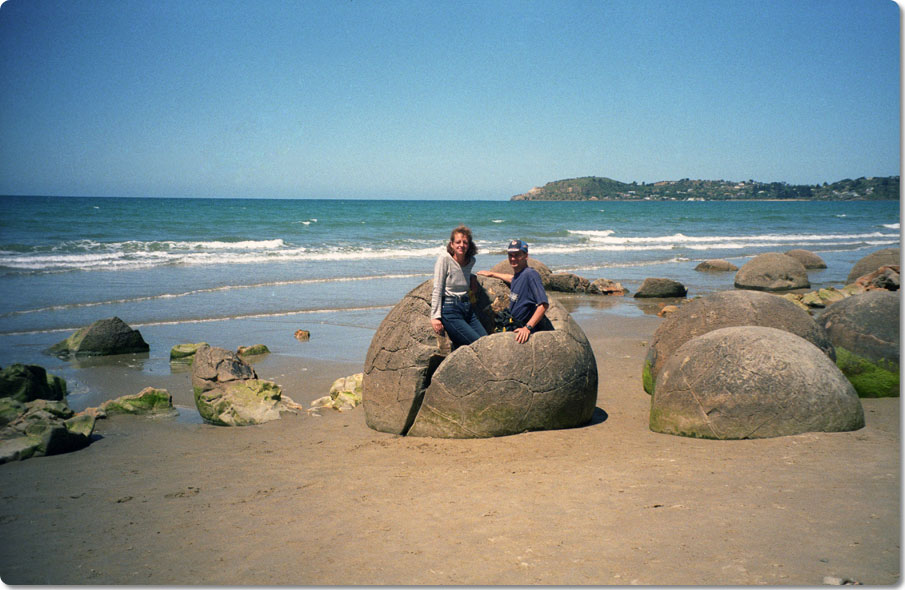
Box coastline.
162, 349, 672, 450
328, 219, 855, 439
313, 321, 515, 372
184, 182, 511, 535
0, 299, 898, 585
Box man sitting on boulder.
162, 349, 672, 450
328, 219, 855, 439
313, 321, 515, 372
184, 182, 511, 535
477, 239, 549, 343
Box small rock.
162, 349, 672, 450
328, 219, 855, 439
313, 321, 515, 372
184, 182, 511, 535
237, 344, 270, 357
294, 329, 310, 341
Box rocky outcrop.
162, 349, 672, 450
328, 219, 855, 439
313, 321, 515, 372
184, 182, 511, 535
96, 387, 176, 417
816, 291, 900, 397
734, 252, 810, 292
237, 344, 270, 357
643, 290, 834, 394
363, 277, 597, 438
0, 368, 95, 464
548, 273, 590, 293
846, 248, 900, 283
650, 326, 864, 439
170, 342, 208, 362
190, 345, 299, 426
46, 317, 149, 358
784, 249, 827, 269
309, 373, 363, 414
694, 259, 738, 272
0, 364, 66, 403
587, 278, 628, 295
855, 265, 899, 292
407, 302, 597, 438
633, 278, 687, 298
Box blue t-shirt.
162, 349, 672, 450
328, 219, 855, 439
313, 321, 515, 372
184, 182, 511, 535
509, 267, 548, 325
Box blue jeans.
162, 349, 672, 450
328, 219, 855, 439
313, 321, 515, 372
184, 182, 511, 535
441, 299, 487, 346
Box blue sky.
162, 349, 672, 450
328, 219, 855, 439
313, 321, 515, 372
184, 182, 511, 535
0, 0, 900, 200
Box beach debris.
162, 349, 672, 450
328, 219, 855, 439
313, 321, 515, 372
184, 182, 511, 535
734, 252, 810, 292
45, 316, 149, 358
846, 247, 899, 284
817, 291, 899, 398
633, 278, 687, 299
237, 344, 270, 357
307, 373, 363, 415
94, 387, 177, 418
170, 342, 208, 363
694, 259, 738, 272
0, 363, 66, 403
649, 326, 864, 439
643, 290, 834, 395
784, 248, 827, 269
587, 278, 628, 296
294, 329, 310, 341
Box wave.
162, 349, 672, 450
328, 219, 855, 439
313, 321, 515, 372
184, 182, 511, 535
883, 223, 900, 229
0, 304, 395, 337
0, 273, 429, 319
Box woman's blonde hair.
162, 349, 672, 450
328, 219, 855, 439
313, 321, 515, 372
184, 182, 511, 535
446, 225, 478, 263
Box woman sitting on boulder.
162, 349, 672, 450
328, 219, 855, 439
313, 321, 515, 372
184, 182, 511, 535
430, 225, 487, 346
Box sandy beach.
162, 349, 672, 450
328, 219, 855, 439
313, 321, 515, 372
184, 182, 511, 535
0, 304, 899, 585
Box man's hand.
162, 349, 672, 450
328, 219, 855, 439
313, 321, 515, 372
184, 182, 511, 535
514, 326, 531, 343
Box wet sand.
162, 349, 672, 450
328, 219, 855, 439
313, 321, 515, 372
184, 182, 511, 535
0, 309, 899, 585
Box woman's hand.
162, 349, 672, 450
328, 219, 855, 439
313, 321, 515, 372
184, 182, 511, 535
431, 318, 444, 335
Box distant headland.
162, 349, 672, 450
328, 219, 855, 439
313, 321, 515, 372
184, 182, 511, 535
510, 176, 900, 201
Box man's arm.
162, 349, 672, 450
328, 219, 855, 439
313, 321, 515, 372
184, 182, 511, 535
476, 270, 512, 285
514, 302, 548, 343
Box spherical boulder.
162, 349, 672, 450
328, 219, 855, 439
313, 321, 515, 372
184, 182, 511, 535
816, 291, 900, 397
407, 302, 597, 438
363, 277, 597, 437
694, 259, 738, 272
633, 278, 687, 298
650, 326, 864, 439
785, 249, 827, 269
643, 290, 834, 394
734, 252, 810, 292
847, 248, 900, 283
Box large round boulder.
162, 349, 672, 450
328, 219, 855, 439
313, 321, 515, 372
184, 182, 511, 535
650, 326, 864, 439
847, 248, 900, 283
407, 301, 597, 438
734, 252, 810, 292
46, 317, 149, 358
362, 277, 596, 437
643, 290, 834, 394
816, 291, 900, 397
785, 249, 827, 269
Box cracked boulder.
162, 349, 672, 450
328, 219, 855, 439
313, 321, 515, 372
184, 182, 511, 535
816, 290, 900, 398
362, 277, 597, 437
734, 252, 810, 292
643, 290, 834, 394
650, 326, 864, 439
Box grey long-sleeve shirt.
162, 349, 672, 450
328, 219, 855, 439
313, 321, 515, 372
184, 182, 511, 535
430, 252, 475, 319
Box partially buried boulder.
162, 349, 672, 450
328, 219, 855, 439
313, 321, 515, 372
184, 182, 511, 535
407, 301, 597, 438
784, 249, 827, 269
587, 278, 628, 296
650, 326, 864, 439
547, 272, 589, 293
0, 398, 96, 463
363, 276, 597, 437
46, 317, 149, 358
816, 291, 900, 398
847, 248, 900, 284
643, 290, 834, 395
734, 252, 810, 292
98, 387, 176, 417
694, 259, 738, 272
634, 278, 687, 298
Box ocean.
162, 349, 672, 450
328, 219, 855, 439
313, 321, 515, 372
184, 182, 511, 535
0, 195, 899, 412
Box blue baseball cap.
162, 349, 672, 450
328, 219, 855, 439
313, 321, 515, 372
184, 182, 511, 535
507, 239, 528, 254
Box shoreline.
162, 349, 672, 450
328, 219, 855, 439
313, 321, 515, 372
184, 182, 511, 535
0, 304, 898, 585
